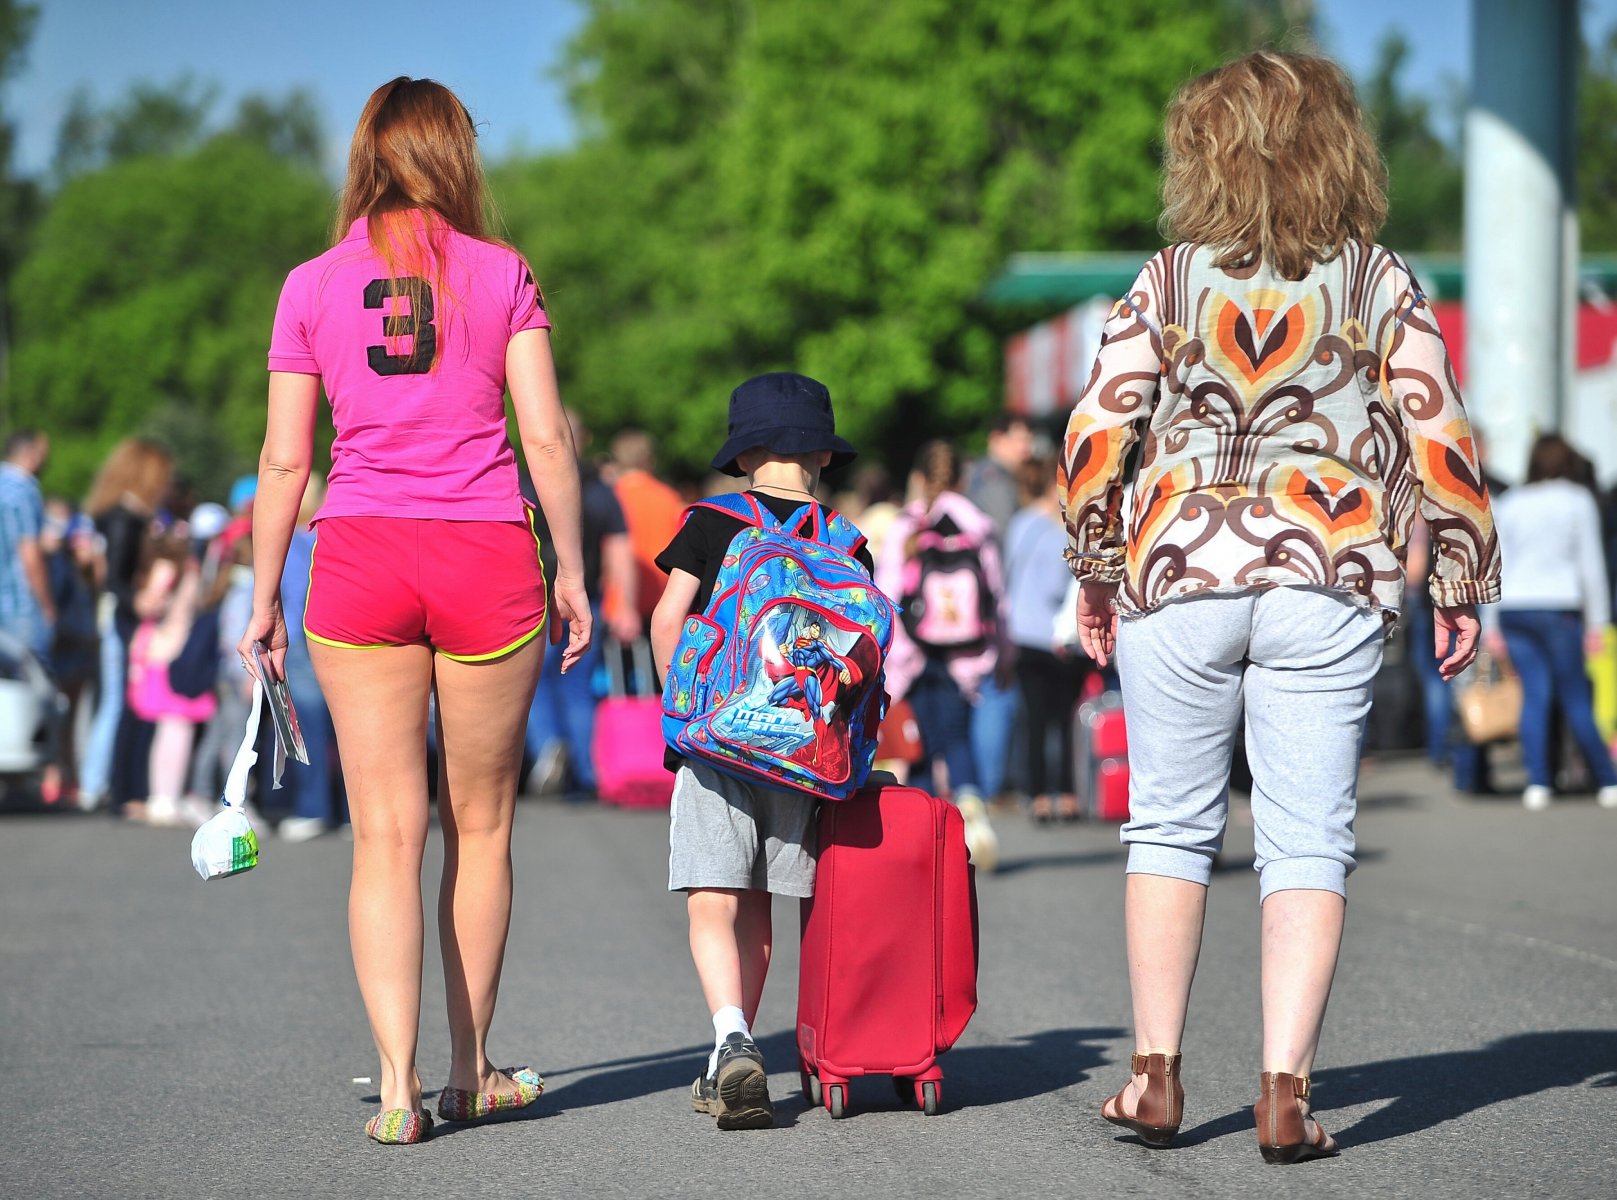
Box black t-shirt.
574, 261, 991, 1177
521, 466, 628, 601
655, 491, 876, 615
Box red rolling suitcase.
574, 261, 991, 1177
797, 783, 978, 1118
1075, 692, 1130, 821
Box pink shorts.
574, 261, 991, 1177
304, 515, 547, 661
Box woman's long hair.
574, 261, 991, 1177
84, 437, 174, 519
334, 77, 519, 357
912, 440, 962, 507
1161, 51, 1387, 279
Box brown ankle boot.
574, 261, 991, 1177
1254, 1072, 1338, 1164
1100, 1052, 1183, 1147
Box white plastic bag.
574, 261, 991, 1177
190, 681, 285, 880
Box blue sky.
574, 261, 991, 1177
7, 0, 1616, 179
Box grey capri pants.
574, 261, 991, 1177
1115, 586, 1385, 902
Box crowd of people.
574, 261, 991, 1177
0, 405, 1115, 846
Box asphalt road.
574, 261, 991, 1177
3, 758, 1614, 1199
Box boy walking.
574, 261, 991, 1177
650, 373, 876, 1131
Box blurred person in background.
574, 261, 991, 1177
278, 475, 342, 840
832, 462, 901, 565
123, 533, 218, 826
1487, 433, 1617, 811
609, 428, 683, 629
966, 414, 1035, 803
966, 413, 1035, 537
877, 438, 1006, 870
0, 430, 54, 659
40, 499, 101, 805
240, 77, 588, 1144
522, 408, 639, 800
1062, 52, 1498, 1161
80, 437, 174, 814
1003, 458, 1080, 822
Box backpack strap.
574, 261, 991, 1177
687, 491, 774, 529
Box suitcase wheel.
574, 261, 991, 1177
920, 1080, 940, 1116
827, 1083, 847, 1119
801, 1069, 822, 1108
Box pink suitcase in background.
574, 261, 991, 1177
1075, 693, 1130, 821
592, 638, 672, 808
797, 783, 979, 1118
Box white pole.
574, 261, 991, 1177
1463, 0, 1579, 483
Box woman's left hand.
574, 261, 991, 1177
550, 570, 593, 675
237, 600, 289, 683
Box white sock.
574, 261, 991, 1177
708, 1006, 749, 1076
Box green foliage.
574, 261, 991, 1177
1364, 33, 1463, 252
499, 0, 1240, 478
1580, 24, 1617, 254
11, 135, 328, 498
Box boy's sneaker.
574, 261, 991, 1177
712, 1032, 773, 1130
690, 1072, 719, 1115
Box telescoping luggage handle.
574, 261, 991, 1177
605, 636, 659, 700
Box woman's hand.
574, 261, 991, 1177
1434, 603, 1480, 681
1076, 580, 1120, 667
1585, 627, 1611, 660
549, 570, 593, 674
237, 600, 289, 684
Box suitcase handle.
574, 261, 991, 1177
604, 636, 659, 699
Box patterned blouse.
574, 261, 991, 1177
1058, 241, 1501, 618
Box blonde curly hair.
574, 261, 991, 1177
1161, 51, 1388, 279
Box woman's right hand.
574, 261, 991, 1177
237, 600, 288, 684
1076, 580, 1119, 667
1434, 603, 1481, 681
549, 569, 593, 675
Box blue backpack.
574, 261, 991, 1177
661, 492, 897, 801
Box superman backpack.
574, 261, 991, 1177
661, 492, 897, 801
899, 512, 996, 652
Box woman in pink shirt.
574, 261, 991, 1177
240, 78, 591, 1145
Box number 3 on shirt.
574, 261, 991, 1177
363, 277, 437, 376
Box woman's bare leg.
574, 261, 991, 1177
310, 641, 434, 1114
1105, 873, 1208, 1115
432, 641, 544, 1094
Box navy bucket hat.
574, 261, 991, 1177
710, 372, 858, 478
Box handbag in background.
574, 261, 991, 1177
1457, 651, 1522, 745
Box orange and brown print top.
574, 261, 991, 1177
1058, 242, 1500, 619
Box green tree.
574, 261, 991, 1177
1579, 24, 1617, 253
1363, 32, 1464, 252
499, 0, 1247, 478
0, 0, 38, 409
11, 134, 328, 497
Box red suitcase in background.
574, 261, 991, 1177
1075, 693, 1130, 821
797, 783, 978, 1118
592, 639, 672, 808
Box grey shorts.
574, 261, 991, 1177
1116, 587, 1385, 902
667, 760, 820, 897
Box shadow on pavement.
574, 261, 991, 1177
994, 850, 1123, 877
538, 1026, 1124, 1118
1171, 1030, 1617, 1150
1320, 1030, 1617, 1146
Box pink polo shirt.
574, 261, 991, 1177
268, 213, 551, 522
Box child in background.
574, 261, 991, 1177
125, 537, 217, 826
649, 373, 871, 1131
